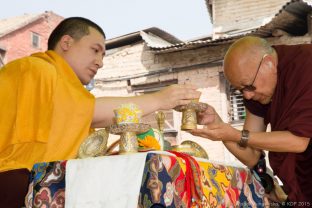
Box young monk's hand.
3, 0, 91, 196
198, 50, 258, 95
155, 84, 201, 110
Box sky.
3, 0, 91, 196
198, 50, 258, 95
0, 0, 213, 41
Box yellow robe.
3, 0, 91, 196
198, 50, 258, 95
0, 51, 95, 171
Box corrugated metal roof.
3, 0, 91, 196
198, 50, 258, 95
0, 11, 55, 38
145, 35, 235, 53
149, 0, 312, 53
105, 0, 312, 54
140, 31, 175, 48
206, 0, 312, 37
106, 27, 182, 50
220, 0, 311, 37
211, 0, 290, 37
141, 31, 213, 49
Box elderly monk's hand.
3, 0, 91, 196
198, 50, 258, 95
197, 104, 223, 125
189, 122, 241, 142
155, 84, 201, 110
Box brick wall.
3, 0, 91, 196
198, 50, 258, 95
0, 12, 63, 63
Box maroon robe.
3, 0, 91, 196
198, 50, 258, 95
244, 44, 312, 204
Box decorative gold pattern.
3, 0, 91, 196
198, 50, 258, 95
181, 108, 197, 130
119, 132, 138, 153
174, 102, 208, 112
110, 123, 151, 134
170, 140, 209, 159
110, 123, 151, 154
114, 103, 142, 124
174, 102, 208, 130
155, 111, 165, 132
155, 111, 166, 150
77, 129, 109, 159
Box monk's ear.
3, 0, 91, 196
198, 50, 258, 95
268, 61, 273, 68
59, 35, 74, 51
264, 55, 277, 73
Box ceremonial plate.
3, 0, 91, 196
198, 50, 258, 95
170, 140, 209, 159
78, 128, 109, 159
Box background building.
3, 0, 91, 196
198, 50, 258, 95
93, 0, 312, 164
0, 11, 63, 66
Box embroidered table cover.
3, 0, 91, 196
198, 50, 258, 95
26, 152, 264, 208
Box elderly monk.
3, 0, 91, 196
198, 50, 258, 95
0, 17, 201, 207
190, 36, 312, 206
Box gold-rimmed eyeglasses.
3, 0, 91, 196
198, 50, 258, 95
239, 54, 267, 93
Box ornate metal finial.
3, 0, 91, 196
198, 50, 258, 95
155, 111, 165, 132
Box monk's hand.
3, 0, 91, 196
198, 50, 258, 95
189, 122, 241, 142
155, 84, 201, 110
197, 104, 223, 125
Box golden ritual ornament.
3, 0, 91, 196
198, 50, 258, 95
155, 111, 171, 150
110, 103, 150, 154
174, 101, 208, 130
110, 123, 150, 154
170, 140, 209, 159
78, 128, 109, 159
155, 111, 165, 132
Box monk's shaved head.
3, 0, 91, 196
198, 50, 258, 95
223, 36, 274, 87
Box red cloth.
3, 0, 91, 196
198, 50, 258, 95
168, 151, 203, 208
244, 44, 312, 204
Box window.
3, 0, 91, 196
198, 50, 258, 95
31, 32, 40, 48
129, 79, 178, 132
227, 82, 246, 123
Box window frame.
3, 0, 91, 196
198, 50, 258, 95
31, 32, 40, 48
226, 81, 246, 124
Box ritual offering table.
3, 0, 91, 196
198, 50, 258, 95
25, 151, 265, 208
